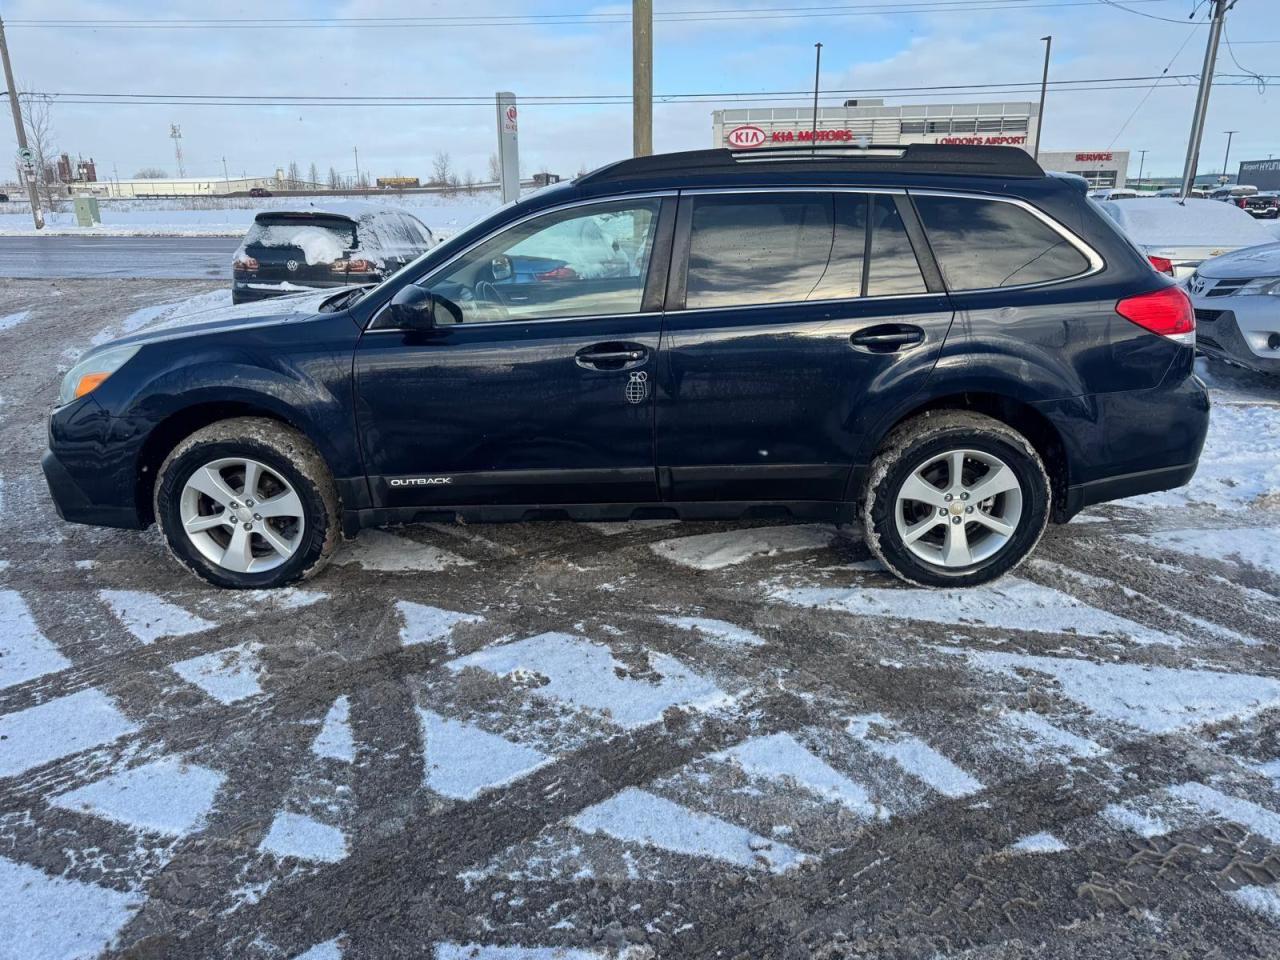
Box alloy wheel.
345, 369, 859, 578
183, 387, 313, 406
178, 457, 305, 573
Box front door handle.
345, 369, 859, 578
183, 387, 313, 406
575, 343, 648, 370
850, 324, 926, 354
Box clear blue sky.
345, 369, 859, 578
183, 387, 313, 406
0, 1, 1275, 182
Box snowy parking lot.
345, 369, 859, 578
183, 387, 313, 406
1, 278, 1280, 958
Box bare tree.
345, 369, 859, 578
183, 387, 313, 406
487, 152, 501, 182
463, 169, 476, 194
19, 91, 63, 210
307, 162, 319, 189
577, 163, 589, 178
431, 151, 453, 187
134, 167, 168, 178
286, 160, 301, 189
327, 166, 341, 189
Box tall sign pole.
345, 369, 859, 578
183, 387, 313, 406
495, 91, 520, 204
1033, 35, 1051, 162
810, 42, 822, 155
1221, 129, 1238, 184
0, 17, 43, 229
632, 0, 652, 157
1180, 0, 1228, 198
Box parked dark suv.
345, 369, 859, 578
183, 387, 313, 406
43, 145, 1210, 589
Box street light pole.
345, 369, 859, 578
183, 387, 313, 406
1137, 149, 1147, 190
1033, 35, 1051, 162
810, 42, 823, 155
1222, 130, 1238, 185
0, 17, 43, 229
1180, 0, 1229, 198
353, 146, 361, 190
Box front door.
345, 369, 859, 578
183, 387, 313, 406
656, 190, 954, 502
354, 196, 675, 509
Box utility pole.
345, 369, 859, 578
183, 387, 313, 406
221, 155, 231, 194
1033, 35, 1051, 162
632, 0, 652, 157
169, 123, 185, 178
810, 42, 822, 155
1221, 130, 1238, 185
1180, 0, 1230, 198
1136, 149, 1148, 190
0, 17, 43, 229
353, 145, 361, 190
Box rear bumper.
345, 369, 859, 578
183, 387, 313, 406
1037, 369, 1211, 520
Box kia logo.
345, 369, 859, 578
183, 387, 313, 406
727, 125, 766, 149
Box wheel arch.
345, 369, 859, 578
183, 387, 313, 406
860, 391, 1071, 522
134, 398, 325, 525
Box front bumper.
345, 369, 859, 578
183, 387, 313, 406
1190, 293, 1280, 374
42, 446, 145, 529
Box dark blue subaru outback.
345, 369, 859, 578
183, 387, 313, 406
43, 144, 1210, 589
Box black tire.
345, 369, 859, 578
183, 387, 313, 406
862, 410, 1050, 588
154, 417, 340, 589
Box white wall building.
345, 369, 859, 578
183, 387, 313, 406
712, 100, 1039, 152
1036, 150, 1130, 189
76, 175, 281, 198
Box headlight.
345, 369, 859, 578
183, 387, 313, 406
1234, 277, 1280, 297
58, 344, 141, 406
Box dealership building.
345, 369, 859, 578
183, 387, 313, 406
711, 100, 1129, 188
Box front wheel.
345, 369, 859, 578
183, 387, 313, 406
862, 411, 1050, 587
154, 417, 340, 589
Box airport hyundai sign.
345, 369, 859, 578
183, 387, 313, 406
1239, 159, 1280, 192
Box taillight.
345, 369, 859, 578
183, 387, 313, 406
1115, 285, 1195, 345
332, 258, 377, 274
534, 265, 579, 281
233, 254, 259, 271
1147, 255, 1175, 276
1236, 198, 1247, 208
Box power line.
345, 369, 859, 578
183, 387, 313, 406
3, 0, 1184, 28
1108, 21, 1203, 147
1094, 0, 1201, 22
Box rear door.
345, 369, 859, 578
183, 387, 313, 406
655, 189, 954, 503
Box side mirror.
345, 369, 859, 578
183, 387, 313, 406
491, 255, 513, 282
388, 284, 436, 331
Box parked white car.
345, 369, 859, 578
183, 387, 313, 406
1187, 242, 1280, 375
1094, 197, 1276, 278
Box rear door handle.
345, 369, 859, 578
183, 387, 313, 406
850, 324, 926, 353
575, 343, 648, 370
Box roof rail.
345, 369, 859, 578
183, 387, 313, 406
577, 143, 1044, 185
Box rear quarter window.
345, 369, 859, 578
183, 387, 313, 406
913, 195, 1092, 290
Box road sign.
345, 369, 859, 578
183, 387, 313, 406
16, 146, 33, 165
495, 91, 520, 205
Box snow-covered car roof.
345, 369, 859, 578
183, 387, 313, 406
1094, 197, 1274, 248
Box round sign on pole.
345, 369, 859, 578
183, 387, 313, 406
17, 146, 34, 165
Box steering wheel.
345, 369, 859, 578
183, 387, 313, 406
472, 280, 510, 323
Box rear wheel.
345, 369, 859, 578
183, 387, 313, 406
154, 417, 339, 588
863, 411, 1050, 587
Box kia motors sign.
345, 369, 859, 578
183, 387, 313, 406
727, 125, 766, 149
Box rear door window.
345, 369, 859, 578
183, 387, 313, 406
684, 194, 837, 309
912, 194, 1091, 290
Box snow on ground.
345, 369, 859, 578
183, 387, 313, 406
0, 688, 138, 778
98, 589, 217, 644
1009, 832, 1068, 854
1127, 527, 1280, 575
1101, 801, 1171, 838
571, 787, 806, 873
710, 732, 884, 817
658, 615, 766, 648
260, 810, 349, 863
961, 651, 1280, 735
847, 714, 983, 798
312, 697, 356, 763
0, 309, 30, 331
0, 191, 502, 238
397, 602, 483, 648
336, 529, 474, 573
51, 756, 224, 836
447, 633, 731, 730
170, 643, 264, 704
773, 577, 1174, 645
0, 588, 70, 690
0, 855, 140, 959
418, 708, 550, 800
651, 524, 837, 570
1167, 782, 1280, 844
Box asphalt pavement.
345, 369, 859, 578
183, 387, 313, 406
0, 236, 238, 279
2, 279, 1280, 959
